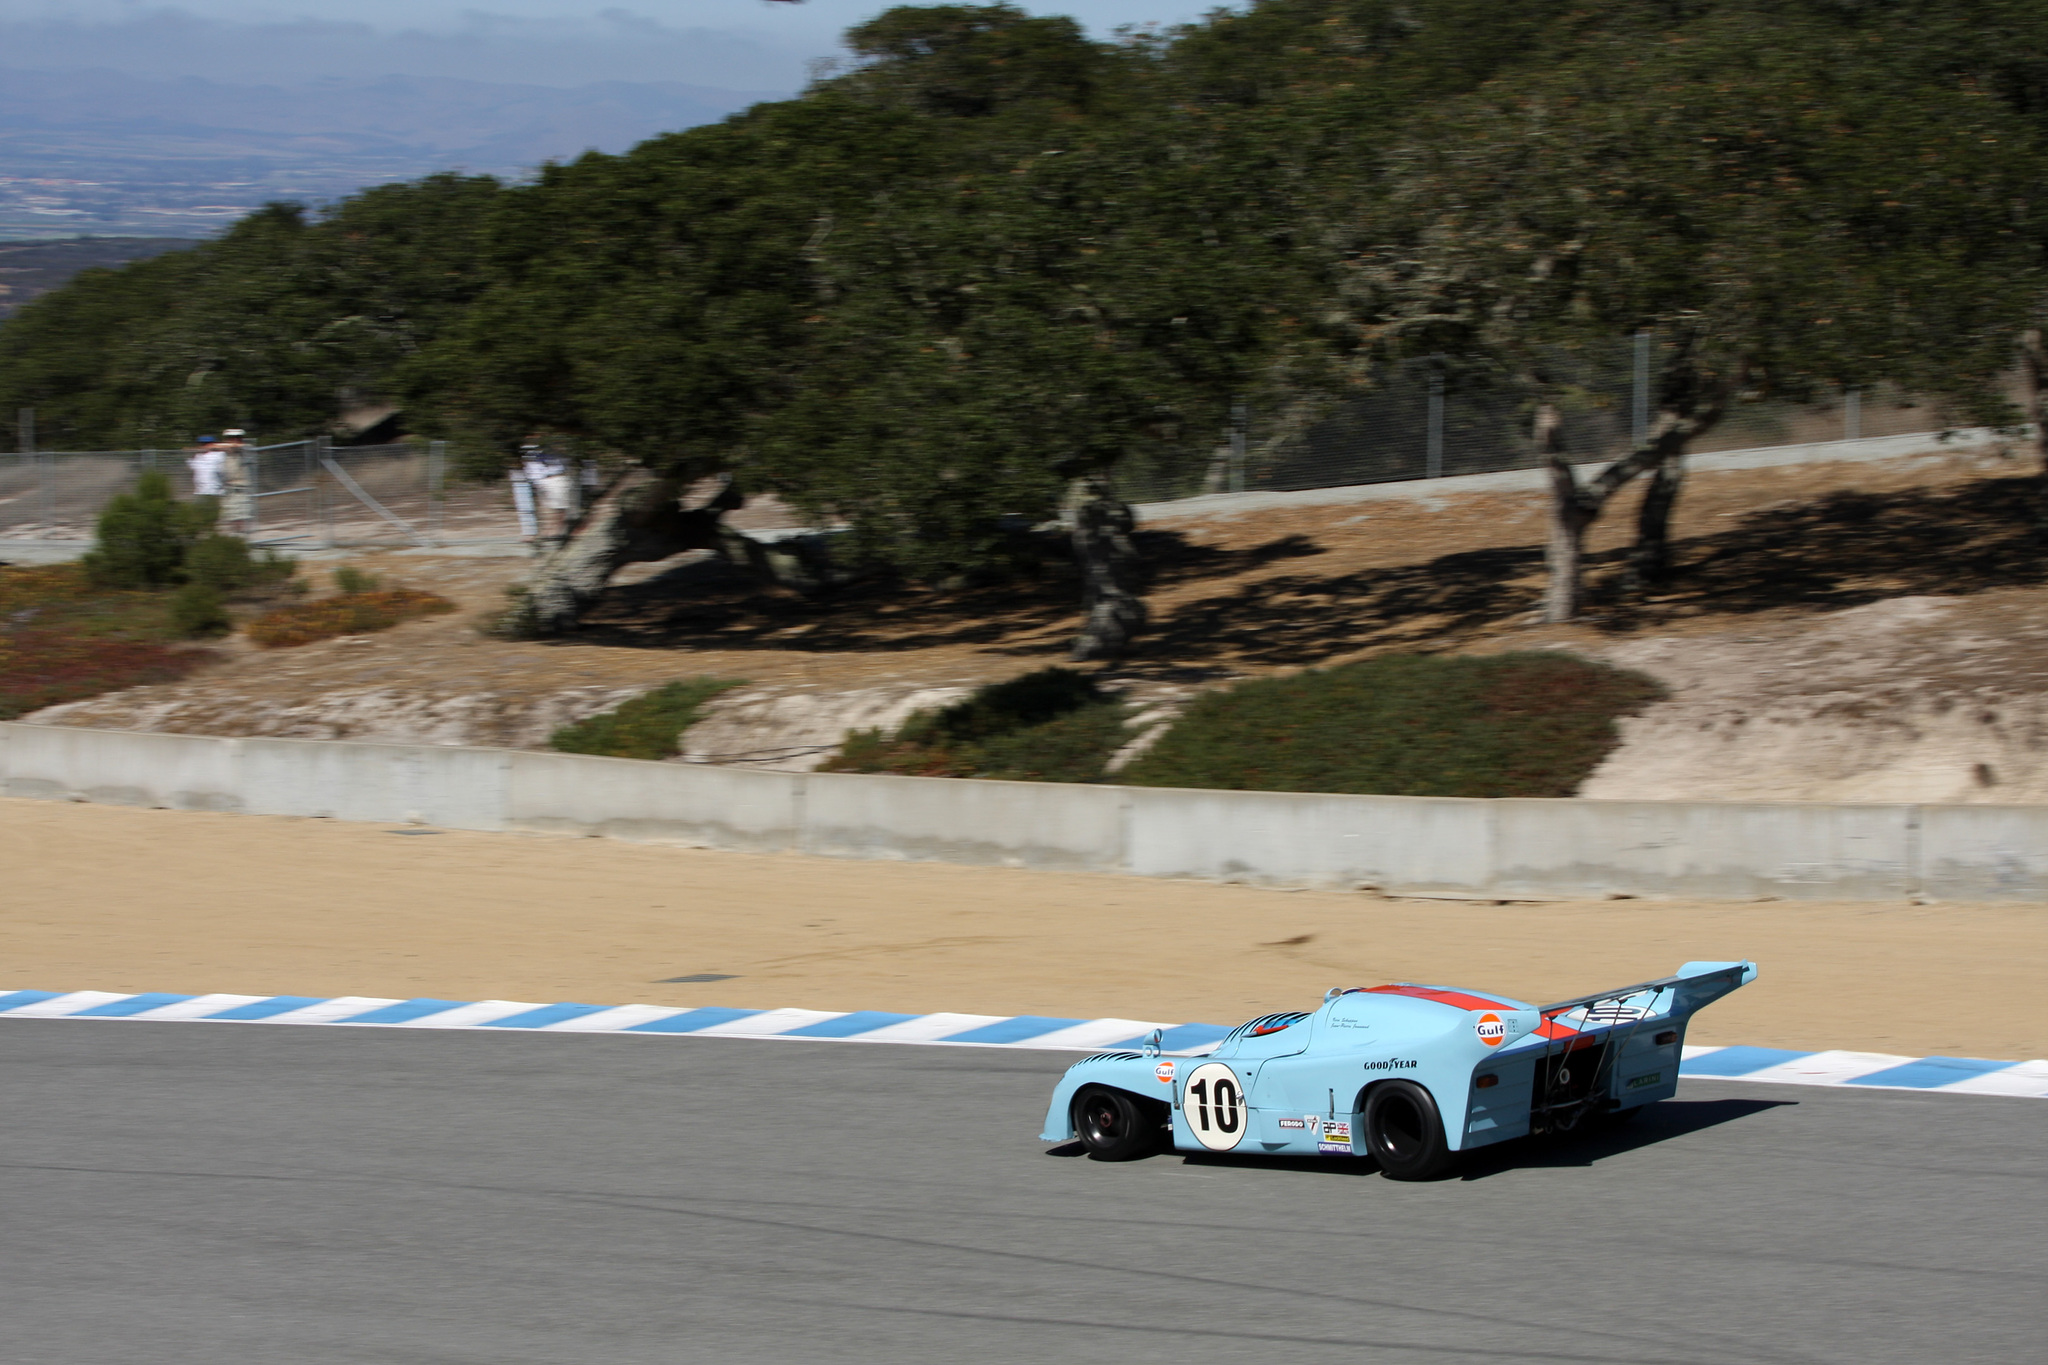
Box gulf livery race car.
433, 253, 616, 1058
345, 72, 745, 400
1041, 960, 1755, 1180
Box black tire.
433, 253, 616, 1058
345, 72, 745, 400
1363, 1080, 1457, 1181
1073, 1085, 1163, 1162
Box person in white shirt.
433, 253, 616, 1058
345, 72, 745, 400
520, 440, 574, 539
187, 437, 225, 498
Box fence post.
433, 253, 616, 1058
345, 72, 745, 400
1844, 387, 1861, 441
1631, 330, 1651, 450
316, 436, 334, 549
247, 437, 261, 541
1227, 403, 1246, 494
1425, 361, 1444, 479
428, 439, 446, 544
18, 407, 47, 533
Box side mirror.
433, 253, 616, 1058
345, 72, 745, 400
1141, 1028, 1163, 1057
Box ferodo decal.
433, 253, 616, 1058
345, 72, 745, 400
1154, 1060, 1176, 1085
1475, 1013, 1509, 1047
1181, 1062, 1249, 1152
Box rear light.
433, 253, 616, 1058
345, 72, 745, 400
1475, 1074, 1498, 1089
1654, 1031, 1678, 1046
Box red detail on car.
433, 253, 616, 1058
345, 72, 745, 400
1365, 984, 1520, 1014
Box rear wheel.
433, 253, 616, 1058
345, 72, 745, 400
1363, 1080, 1456, 1181
1073, 1085, 1163, 1162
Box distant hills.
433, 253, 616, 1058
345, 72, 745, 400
0, 67, 787, 239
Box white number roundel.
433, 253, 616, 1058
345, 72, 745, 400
1181, 1062, 1249, 1151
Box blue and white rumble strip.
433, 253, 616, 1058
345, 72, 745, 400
2, 989, 2041, 1097
0, 988, 1233, 1054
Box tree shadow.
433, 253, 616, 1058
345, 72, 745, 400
560, 531, 1330, 657
555, 472, 2044, 663
1133, 472, 2048, 665
1599, 473, 2047, 628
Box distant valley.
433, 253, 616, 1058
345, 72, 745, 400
0, 237, 193, 319
0, 67, 785, 240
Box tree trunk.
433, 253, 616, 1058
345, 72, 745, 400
1067, 477, 1147, 661
498, 471, 738, 637
1536, 403, 1592, 623
1532, 360, 1738, 621
2022, 326, 2047, 535
1628, 452, 1685, 588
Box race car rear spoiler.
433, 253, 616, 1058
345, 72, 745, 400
1539, 959, 1756, 1026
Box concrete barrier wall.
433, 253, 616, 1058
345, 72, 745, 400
4, 721, 2043, 900
1125, 788, 1493, 891
803, 769, 1127, 871
506, 749, 799, 852
1493, 799, 1918, 901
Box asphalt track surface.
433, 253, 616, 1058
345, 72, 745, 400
3, 1022, 2040, 1365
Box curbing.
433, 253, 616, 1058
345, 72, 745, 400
4, 720, 2047, 900
1, 985, 2042, 1098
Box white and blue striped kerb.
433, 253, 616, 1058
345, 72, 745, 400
2, 989, 2041, 1096
0, 989, 1233, 1054
1676, 1045, 2048, 1098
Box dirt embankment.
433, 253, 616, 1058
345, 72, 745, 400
7, 798, 2044, 1058
23, 441, 2048, 801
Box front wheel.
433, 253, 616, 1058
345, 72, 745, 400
1073, 1085, 1164, 1162
1363, 1080, 1457, 1181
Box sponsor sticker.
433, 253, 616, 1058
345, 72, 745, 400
1475, 1012, 1509, 1048
1277, 1117, 1306, 1130
1154, 1060, 1176, 1084
1317, 1119, 1354, 1155
1361, 1058, 1418, 1071
1626, 1071, 1663, 1090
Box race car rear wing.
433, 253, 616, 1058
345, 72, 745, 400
1520, 960, 1755, 1131
1539, 959, 1756, 1028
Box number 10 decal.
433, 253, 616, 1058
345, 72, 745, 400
1181, 1062, 1249, 1151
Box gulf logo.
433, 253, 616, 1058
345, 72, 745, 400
1475, 1013, 1509, 1047
1155, 1060, 1176, 1084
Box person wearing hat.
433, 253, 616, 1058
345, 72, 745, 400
187, 436, 225, 501
218, 429, 255, 535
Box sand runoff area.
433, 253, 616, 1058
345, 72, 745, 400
6, 797, 2043, 1060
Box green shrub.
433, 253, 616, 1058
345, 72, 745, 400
1120, 652, 1665, 799
169, 583, 232, 638
82, 469, 213, 589
333, 566, 382, 595
548, 678, 745, 761
183, 534, 294, 593
823, 667, 1131, 782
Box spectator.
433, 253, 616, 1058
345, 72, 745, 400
218, 429, 255, 536
520, 439, 573, 540
187, 437, 225, 500
510, 456, 539, 543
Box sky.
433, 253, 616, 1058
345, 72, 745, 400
0, 1, 1237, 94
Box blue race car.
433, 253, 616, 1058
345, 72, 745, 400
1041, 960, 1755, 1179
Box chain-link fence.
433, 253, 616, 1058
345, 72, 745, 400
3, 340, 1963, 547
0, 439, 526, 549
1118, 337, 1953, 503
